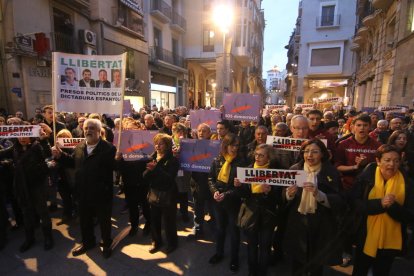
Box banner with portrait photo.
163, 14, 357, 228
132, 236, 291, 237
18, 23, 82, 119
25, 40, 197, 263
223, 93, 261, 122
190, 109, 222, 131
52, 52, 127, 114
237, 167, 307, 187
113, 130, 157, 161
179, 139, 221, 172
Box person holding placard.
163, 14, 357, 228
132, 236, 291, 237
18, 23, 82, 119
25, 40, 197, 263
208, 133, 246, 273
189, 123, 214, 238
0, 132, 53, 253
172, 122, 191, 222
53, 119, 116, 258
144, 133, 179, 254
234, 144, 281, 276
285, 138, 344, 275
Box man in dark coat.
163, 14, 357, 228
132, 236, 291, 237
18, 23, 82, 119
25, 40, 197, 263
53, 118, 116, 258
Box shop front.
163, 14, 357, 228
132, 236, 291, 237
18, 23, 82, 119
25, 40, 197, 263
150, 83, 176, 110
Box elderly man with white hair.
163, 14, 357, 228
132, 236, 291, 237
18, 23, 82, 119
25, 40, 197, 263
368, 119, 390, 144
52, 118, 116, 258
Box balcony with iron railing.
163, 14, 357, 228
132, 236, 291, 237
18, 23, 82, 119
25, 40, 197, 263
150, 46, 184, 68
150, 0, 172, 23
316, 14, 341, 28
51, 32, 78, 53
171, 11, 186, 33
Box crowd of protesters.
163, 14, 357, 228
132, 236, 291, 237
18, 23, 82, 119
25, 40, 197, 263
1, 103, 414, 276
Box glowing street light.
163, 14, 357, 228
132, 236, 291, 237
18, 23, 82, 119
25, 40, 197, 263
212, 3, 234, 105
212, 4, 234, 34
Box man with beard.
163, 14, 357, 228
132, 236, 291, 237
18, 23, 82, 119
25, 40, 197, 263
52, 119, 116, 258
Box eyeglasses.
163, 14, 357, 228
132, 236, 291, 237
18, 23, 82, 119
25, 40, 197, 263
302, 150, 321, 155
254, 153, 266, 158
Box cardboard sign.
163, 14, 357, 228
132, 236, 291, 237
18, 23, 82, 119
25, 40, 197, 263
56, 138, 85, 148
190, 109, 222, 130
378, 106, 407, 113
237, 167, 307, 187
266, 136, 327, 151
316, 97, 343, 104
113, 130, 157, 161
179, 139, 221, 172
223, 93, 261, 121
0, 125, 41, 138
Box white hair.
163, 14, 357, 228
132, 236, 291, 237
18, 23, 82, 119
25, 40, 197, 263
83, 118, 102, 131
377, 119, 388, 127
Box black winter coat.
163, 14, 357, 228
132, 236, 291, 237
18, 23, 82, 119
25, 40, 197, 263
0, 140, 50, 205
143, 152, 179, 193
59, 138, 116, 204
352, 162, 414, 254
238, 163, 283, 231
284, 161, 345, 266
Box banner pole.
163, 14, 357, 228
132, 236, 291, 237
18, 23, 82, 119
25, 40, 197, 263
116, 52, 127, 150
51, 52, 57, 145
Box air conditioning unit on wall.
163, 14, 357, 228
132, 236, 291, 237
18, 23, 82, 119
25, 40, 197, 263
79, 29, 96, 46
84, 45, 97, 55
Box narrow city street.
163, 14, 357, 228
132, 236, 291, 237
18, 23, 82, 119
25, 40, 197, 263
0, 191, 353, 275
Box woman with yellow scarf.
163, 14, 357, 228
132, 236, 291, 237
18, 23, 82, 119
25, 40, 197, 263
284, 138, 345, 275
234, 144, 281, 276
208, 133, 246, 273
352, 144, 414, 276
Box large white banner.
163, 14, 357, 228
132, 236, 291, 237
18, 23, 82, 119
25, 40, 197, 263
53, 52, 127, 114
237, 167, 307, 187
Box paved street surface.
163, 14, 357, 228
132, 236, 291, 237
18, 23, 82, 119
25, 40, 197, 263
1, 191, 354, 276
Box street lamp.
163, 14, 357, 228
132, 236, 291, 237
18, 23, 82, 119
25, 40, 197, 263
212, 3, 233, 106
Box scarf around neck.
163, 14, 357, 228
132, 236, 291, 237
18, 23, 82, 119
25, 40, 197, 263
298, 162, 322, 215
252, 162, 270, 193
217, 154, 235, 184
364, 167, 405, 257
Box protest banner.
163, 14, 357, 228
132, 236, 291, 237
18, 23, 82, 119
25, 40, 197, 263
361, 107, 376, 114
52, 52, 127, 114
378, 106, 407, 113
190, 109, 222, 130
56, 138, 85, 148
179, 139, 221, 172
265, 105, 286, 111
223, 93, 261, 122
0, 125, 41, 138
266, 136, 327, 151
113, 130, 157, 161
295, 104, 314, 111
237, 167, 307, 187
316, 97, 343, 104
